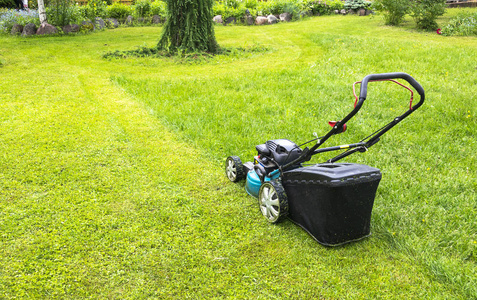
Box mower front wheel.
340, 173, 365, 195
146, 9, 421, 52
225, 156, 245, 182
258, 180, 289, 224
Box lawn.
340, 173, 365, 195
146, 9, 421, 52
0, 11, 476, 299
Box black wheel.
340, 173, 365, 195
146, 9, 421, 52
225, 156, 245, 182
258, 180, 289, 223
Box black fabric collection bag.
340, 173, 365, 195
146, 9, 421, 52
283, 163, 382, 246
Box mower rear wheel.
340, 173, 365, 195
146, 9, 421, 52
258, 180, 289, 223
225, 156, 245, 182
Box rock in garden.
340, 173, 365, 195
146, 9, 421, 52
106, 18, 119, 28
152, 15, 161, 24
267, 15, 278, 24
213, 15, 223, 24
63, 24, 80, 34
11, 24, 23, 35
366, 10, 373, 16
81, 20, 95, 31
36, 23, 58, 35
125, 15, 134, 25
21, 23, 36, 36
358, 9, 366, 16
340, 9, 347, 15
245, 15, 254, 25
224, 17, 236, 26
279, 12, 291, 22
255, 16, 268, 25
334, 10, 340, 14
95, 17, 105, 30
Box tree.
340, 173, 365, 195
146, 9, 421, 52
158, 0, 219, 53
37, 0, 47, 24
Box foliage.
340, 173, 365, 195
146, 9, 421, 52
213, 2, 246, 20
158, 0, 218, 53
409, 0, 446, 30
372, 0, 409, 25
0, 0, 15, 9
46, 0, 82, 27
106, 2, 132, 20
0, 8, 39, 32
76, 4, 88, 19
150, 0, 166, 18
85, 0, 108, 20
344, 0, 371, 11
256, 0, 292, 16
328, 0, 344, 11
134, 0, 151, 17
441, 11, 477, 36
304, 0, 344, 15
242, 0, 257, 9
212, 0, 344, 19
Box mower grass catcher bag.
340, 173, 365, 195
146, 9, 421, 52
282, 163, 382, 246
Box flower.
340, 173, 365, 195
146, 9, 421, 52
436, 28, 442, 35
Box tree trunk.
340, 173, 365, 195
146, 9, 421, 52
158, 0, 219, 53
37, 0, 47, 24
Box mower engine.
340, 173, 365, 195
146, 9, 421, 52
239, 139, 302, 198
255, 139, 302, 169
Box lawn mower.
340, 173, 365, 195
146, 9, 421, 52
225, 72, 425, 246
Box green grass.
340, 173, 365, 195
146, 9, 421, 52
1, 10, 476, 299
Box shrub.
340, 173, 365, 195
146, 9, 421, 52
301, 0, 344, 16
328, 0, 344, 11
76, 4, 89, 20
85, 0, 108, 20
441, 11, 477, 36
213, 1, 246, 20
46, 0, 82, 26
302, 0, 328, 15
344, 0, 371, 11
0, 8, 39, 32
106, 2, 132, 20
134, 0, 151, 18
150, 0, 166, 18
242, 0, 258, 10
409, 0, 446, 30
0, 0, 15, 9
282, 0, 300, 16
372, 0, 409, 25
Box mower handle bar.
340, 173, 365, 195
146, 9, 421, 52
358, 72, 425, 110
281, 72, 425, 170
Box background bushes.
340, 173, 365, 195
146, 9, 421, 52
372, 0, 409, 25
2, 0, 476, 36
106, 2, 132, 20
212, 0, 345, 21
372, 0, 447, 30
0, 0, 15, 9
442, 10, 477, 36
410, 0, 447, 30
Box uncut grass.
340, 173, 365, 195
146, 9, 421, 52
0, 11, 475, 299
